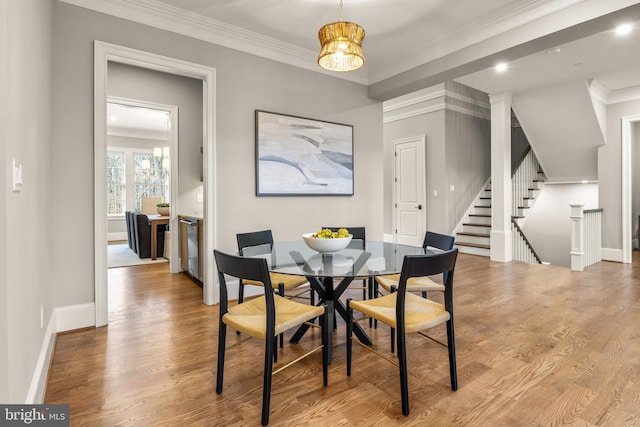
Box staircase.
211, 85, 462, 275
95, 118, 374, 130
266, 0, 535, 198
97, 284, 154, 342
454, 180, 492, 256
454, 149, 546, 258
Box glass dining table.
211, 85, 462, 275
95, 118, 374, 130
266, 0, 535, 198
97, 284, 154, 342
256, 239, 426, 363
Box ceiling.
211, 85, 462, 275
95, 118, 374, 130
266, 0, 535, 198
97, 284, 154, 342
72, 0, 640, 102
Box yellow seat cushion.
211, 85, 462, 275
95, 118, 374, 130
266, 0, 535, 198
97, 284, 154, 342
243, 272, 307, 291
349, 292, 449, 333
375, 273, 444, 293
223, 295, 324, 340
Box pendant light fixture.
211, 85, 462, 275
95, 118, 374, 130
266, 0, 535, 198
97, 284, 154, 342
318, 0, 365, 72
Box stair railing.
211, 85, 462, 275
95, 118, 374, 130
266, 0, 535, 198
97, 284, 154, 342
511, 217, 542, 264
511, 149, 542, 218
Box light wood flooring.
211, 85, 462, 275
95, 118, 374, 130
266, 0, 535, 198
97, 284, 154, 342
44, 254, 640, 426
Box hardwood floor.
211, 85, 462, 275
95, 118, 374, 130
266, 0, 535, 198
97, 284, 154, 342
44, 254, 640, 426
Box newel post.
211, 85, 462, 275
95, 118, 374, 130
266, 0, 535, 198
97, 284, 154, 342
570, 204, 585, 271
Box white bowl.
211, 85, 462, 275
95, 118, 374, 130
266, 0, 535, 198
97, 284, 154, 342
302, 233, 352, 253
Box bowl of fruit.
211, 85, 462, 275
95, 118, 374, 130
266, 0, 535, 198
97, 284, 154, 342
302, 228, 352, 253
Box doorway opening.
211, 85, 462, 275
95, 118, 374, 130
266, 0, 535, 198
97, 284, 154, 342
94, 41, 217, 327
106, 99, 178, 269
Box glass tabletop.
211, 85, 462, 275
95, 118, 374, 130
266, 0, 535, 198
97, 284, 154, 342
249, 240, 426, 278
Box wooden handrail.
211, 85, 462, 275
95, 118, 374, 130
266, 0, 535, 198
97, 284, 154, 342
511, 217, 542, 264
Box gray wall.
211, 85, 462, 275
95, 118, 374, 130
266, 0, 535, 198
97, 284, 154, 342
383, 106, 445, 235
51, 2, 382, 312
599, 99, 640, 250
1, 0, 54, 402
382, 82, 491, 236
522, 183, 598, 267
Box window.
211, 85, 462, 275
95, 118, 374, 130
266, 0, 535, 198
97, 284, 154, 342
107, 147, 170, 216
107, 151, 125, 215
133, 152, 169, 212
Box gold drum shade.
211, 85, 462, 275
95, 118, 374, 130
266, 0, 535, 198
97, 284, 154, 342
318, 21, 365, 72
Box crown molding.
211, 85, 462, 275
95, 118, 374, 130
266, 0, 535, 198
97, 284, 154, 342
383, 85, 490, 123
607, 85, 640, 105
59, 0, 368, 85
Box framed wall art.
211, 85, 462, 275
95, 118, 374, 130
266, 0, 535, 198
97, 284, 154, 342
255, 110, 354, 196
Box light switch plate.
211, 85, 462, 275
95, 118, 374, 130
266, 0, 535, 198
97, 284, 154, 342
12, 159, 23, 192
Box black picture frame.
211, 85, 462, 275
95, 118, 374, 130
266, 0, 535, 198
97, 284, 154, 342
255, 110, 354, 196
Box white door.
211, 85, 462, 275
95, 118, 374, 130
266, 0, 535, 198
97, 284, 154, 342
394, 136, 426, 247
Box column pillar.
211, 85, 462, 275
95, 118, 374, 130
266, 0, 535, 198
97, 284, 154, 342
489, 92, 513, 262
570, 204, 585, 271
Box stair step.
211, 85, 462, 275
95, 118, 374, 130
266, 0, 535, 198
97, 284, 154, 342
480, 197, 491, 200
455, 242, 490, 250
457, 232, 490, 238
474, 205, 491, 208
463, 223, 491, 227
469, 214, 491, 218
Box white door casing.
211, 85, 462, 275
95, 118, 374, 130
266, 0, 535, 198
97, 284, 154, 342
393, 136, 426, 247
94, 41, 217, 327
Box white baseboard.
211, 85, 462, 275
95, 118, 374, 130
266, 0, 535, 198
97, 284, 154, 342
27, 303, 96, 403
602, 248, 623, 263
108, 232, 128, 242
55, 303, 96, 332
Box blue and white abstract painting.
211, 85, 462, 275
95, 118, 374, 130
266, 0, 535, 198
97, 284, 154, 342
256, 111, 354, 196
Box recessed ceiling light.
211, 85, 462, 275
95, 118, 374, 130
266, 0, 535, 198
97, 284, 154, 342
616, 23, 632, 36
547, 47, 561, 55
495, 62, 508, 73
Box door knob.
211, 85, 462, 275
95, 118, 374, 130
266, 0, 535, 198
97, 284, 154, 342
417, 204, 422, 210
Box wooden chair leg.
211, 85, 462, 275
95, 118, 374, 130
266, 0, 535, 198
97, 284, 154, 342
446, 317, 458, 391
237, 282, 245, 335
390, 327, 395, 353
346, 298, 353, 376
321, 304, 329, 386
216, 321, 226, 394
397, 327, 410, 416
262, 334, 275, 426
278, 283, 285, 348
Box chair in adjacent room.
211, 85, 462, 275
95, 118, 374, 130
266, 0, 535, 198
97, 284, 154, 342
125, 211, 136, 253
346, 249, 459, 417
236, 230, 311, 347
133, 213, 166, 259
141, 196, 164, 215
213, 250, 328, 426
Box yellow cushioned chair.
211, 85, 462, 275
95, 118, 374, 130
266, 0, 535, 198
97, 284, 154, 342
214, 250, 328, 426
346, 249, 459, 417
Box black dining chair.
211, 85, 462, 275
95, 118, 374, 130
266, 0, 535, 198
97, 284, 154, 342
214, 250, 329, 426
237, 230, 311, 347
374, 231, 455, 300
322, 227, 372, 300
346, 249, 459, 417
